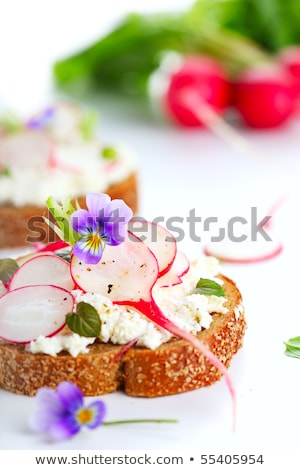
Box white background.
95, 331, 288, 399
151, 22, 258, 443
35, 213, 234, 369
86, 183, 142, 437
1, 0, 300, 454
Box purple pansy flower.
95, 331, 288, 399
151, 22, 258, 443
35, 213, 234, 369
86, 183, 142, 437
26, 107, 55, 130
28, 381, 106, 441
71, 193, 132, 264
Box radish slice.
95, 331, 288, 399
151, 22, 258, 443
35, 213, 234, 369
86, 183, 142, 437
71, 233, 236, 422
0, 131, 54, 169
204, 197, 286, 264
156, 251, 190, 287
204, 239, 283, 264
129, 220, 177, 277
9, 254, 74, 291
0, 285, 73, 343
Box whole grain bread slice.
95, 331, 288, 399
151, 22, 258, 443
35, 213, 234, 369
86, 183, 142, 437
0, 274, 246, 397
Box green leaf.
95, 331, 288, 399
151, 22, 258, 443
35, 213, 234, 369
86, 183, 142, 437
0, 258, 19, 283
44, 195, 80, 246
66, 302, 101, 337
0, 166, 11, 177
284, 336, 300, 359
79, 110, 98, 141
191, 278, 225, 297
102, 146, 118, 160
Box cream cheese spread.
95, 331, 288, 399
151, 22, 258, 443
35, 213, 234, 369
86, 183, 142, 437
28, 257, 228, 357
0, 143, 136, 207
0, 102, 136, 206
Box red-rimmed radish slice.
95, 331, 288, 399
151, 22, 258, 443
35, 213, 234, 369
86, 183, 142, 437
0, 131, 55, 169
156, 251, 190, 287
71, 233, 236, 423
9, 254, 74, 291
0, 285, 73, 343
204, 238, 283, 264
204, 197, 286, 264
71, 233, 159, 300
129, 220, 176, 277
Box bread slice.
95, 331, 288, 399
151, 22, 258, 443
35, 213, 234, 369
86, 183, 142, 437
0, 274, 246, 397
0, 172, 138, 249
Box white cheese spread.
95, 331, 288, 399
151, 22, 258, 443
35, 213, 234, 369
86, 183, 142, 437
0, 143, 136, 207
28, 257, 228, 357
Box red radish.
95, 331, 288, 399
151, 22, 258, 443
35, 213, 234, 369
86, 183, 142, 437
9, 254, 74, 291
129, 220, 176, 277
233, 62, 295, 129
0, 285, 73, 343
0, 131, 55, 169
162, 54, 231, 127
156, 251, 190, 288
71, 233, 236, 422
278, 46, 300, 108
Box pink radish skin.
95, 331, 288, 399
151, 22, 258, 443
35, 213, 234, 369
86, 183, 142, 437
279, 46, 300, 108
71, 233, 236, 424
129, 220, 177, 277
234, 63, 295, 129
9, 254, 74, 291
204, 242, 283, 264
34, 240, 70, 253
164, 55, 231, 127
156, 251, 190, 287
0, 285, 74, 343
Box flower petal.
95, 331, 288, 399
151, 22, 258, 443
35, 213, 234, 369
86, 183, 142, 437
107, 199, 133, 223
57, 382, 83, 413
85, 400, 107, 430
71, 209, 91, 235
49, 414, 80, 441
86, 193, 111, 217
28, 388, 65, 433
73, 237, 104, 264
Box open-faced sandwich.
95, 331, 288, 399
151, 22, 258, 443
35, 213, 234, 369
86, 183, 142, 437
0, 193, 246, 401
0, 103, 137, 248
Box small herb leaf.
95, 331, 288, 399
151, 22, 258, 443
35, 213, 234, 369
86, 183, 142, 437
102, 146, 118, 160
66, 302, 101, 337
192, 278, 225, 297
284, 336, 300, 359
0, 258, 19, 283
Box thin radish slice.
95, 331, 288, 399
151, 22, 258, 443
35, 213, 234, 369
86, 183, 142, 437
204, 197, 286, 264
0, 285, 73, 343
9, 254, 74, 291
204, 239, 283, 264
0, 131, 54, 169
156, 251, 190, 287
71, 233, 236, 423
129, 220, 177, 277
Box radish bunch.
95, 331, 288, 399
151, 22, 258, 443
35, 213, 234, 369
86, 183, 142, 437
150, 49, 300, 130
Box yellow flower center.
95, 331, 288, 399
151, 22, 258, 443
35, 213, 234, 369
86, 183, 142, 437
87, 232, 101, 251
77, 408, 94, 425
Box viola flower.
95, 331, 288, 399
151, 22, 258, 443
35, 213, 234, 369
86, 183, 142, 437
28, 381, 106, 442
71, 193, 132, 264
26, 107, 55, 130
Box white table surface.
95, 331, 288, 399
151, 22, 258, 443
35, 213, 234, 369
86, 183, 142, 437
1, 0, 300, 454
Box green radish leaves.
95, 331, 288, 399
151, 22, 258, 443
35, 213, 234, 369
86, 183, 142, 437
284, 336, 300, 359
66, 302, 101, 337
192, 278, 225, 297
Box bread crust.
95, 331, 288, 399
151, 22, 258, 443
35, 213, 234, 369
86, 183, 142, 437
0, 275, 246, 397
0, 172, 138, 249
